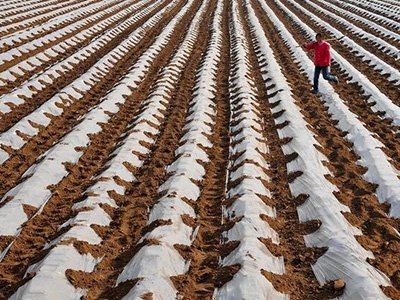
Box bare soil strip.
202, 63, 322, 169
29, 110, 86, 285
285, 0, 400, 91
323, 0, 400, 32
0, 0, 94, 38
0, 0, 88, 27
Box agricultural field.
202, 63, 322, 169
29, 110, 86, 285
0, 0, 399, 298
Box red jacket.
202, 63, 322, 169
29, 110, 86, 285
304, 41, 331, 67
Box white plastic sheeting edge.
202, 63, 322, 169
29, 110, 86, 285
10, 245, 102, 300
0, 0, 102, 36
0, 0, 81, 25
352, 0, 400, 20
371, 0, 400, 8
0, 0, 122, 54
0, 0, 66, 18
0, 0, 114, 45
0, 0, 54, 14
214, 1, 287, 299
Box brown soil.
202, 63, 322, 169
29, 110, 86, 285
0, 0, 194, 296
0, 0, 69, 18
341, 0, 400, 22
283, 0, 400, 100
54, 0, 215, 298
0, 0, 87, 27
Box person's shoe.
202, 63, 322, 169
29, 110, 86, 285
311, 89, 319, 94
334, 76, 339, 85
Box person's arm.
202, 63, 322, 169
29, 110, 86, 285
325, 43, 331, 65
303, 42, 315, 51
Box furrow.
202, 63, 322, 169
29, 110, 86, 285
172, 0, 230, 297
239, 0, 339, 297
1, 0, 399, 297
0, 0, 159, 166
285, 0, 400, 123
0, 0, 64, 17
0, 0, 52, 13
374, 0, 400, 7
253, 3, 398, 299
2, 0, 205, 296
359, 0, 400, 13
0, 0, 203, 296
75, 0, 216, 297
290, 0, 400, 68
367, 0, 400, 9
250, 0, 400, 297
346, 0, 400, 22
0, 0, 72, 19
273, 0, 400, 165
76, 1, 214, 299
283, 0, 400, 80
1, 0, 49, 3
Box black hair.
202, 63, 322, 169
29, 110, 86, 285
316, 33, 323, 38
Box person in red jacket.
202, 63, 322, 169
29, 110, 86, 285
303, 33, 339, 94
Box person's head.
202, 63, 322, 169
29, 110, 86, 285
316, 33, 323, 43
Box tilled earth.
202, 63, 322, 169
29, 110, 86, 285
0, 0, 400, 299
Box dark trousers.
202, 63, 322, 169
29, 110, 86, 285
313, 66, 337, 91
